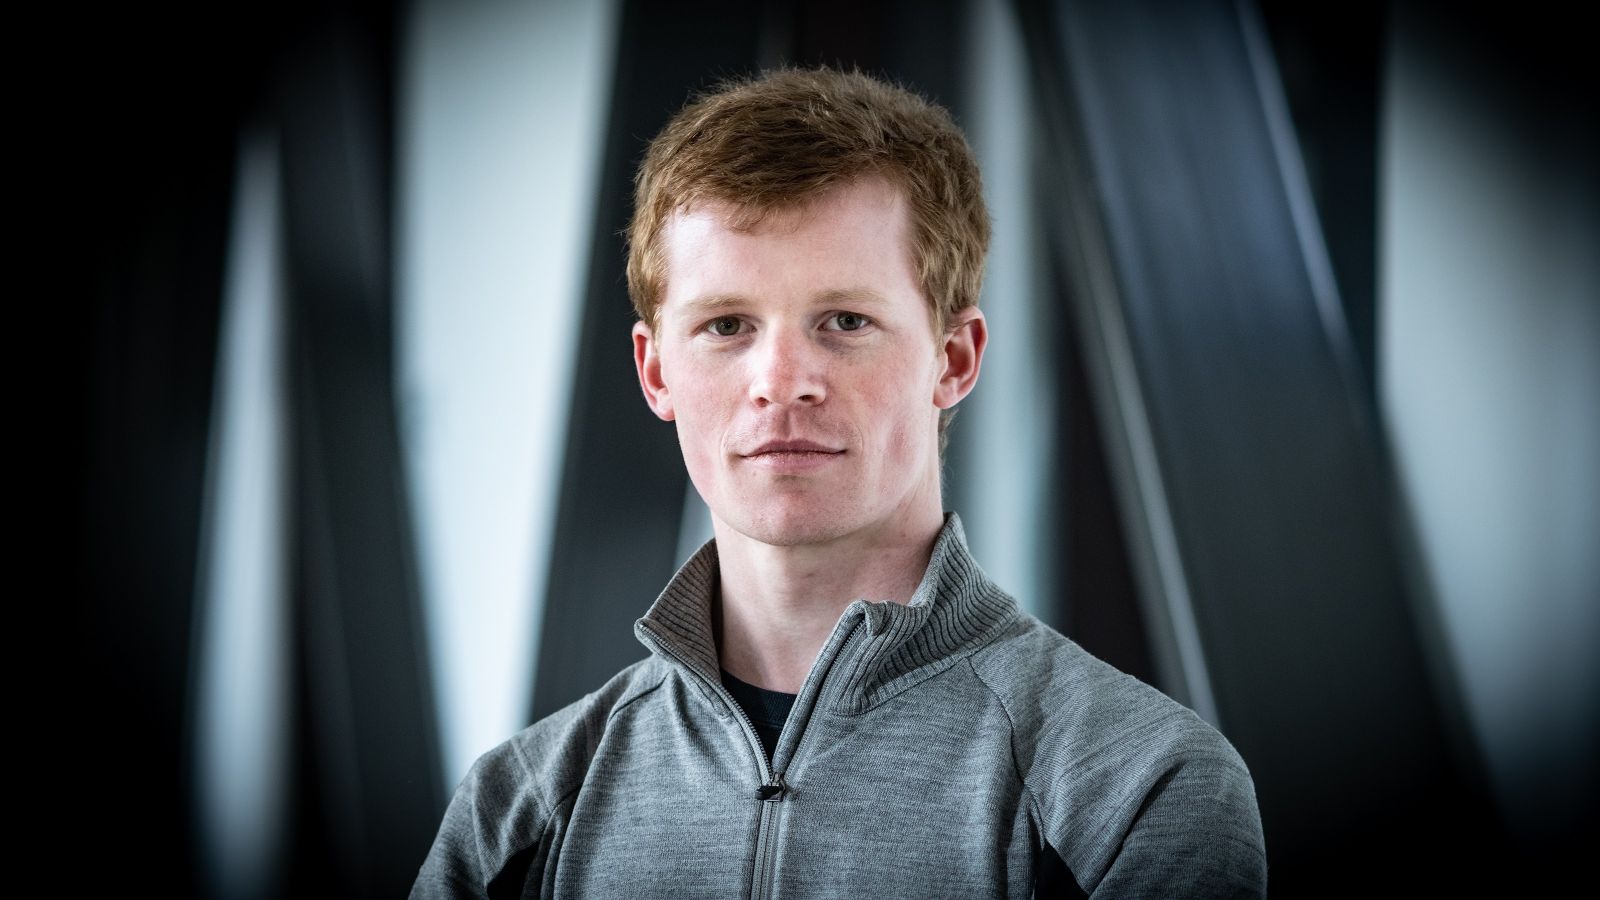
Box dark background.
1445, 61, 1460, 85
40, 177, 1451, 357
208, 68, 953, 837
71, 0, 1595, 896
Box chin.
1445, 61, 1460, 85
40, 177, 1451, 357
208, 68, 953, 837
720, 501, 866, 548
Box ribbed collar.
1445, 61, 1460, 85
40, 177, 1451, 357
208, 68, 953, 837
633, 512, 1020, 714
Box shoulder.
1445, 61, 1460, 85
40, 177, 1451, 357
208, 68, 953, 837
465, 656, 671, 824
967, 611, 1243, 777
968, 614, 1264, 894
412, 657, 672, 896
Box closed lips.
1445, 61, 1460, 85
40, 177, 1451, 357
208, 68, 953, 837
745, 441, 843, 456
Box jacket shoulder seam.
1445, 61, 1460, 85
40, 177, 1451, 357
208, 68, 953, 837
480, 664, 670, 891
604, 662, 673, 724
965, 655, 1030, 791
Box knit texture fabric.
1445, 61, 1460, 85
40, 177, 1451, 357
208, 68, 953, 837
411, 513, 1267, 898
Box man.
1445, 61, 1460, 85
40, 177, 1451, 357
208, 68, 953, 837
413, 67, 1266, 898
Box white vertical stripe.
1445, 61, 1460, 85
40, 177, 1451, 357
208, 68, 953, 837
961, 0, 1053, 617
191, 129, 290, 900
397, 0, 621, 792
1380, 8, 1600, 842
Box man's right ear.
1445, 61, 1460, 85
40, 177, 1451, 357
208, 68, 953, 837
633, 321, 676, 421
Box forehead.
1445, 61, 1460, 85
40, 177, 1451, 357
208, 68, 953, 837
657, 177, 922, 313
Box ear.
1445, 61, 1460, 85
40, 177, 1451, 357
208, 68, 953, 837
933, 306, 987, 411
633, 320, 676, 421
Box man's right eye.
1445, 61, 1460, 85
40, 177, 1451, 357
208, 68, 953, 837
707, 317, 743, 337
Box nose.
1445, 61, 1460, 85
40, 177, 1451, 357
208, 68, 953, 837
748, 326, 827, 408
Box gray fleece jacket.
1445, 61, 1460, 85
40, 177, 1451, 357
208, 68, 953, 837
411, 513, 1267, 898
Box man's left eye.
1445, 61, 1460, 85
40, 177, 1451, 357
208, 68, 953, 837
706, 317, 744, 337
827, 313, 870, 332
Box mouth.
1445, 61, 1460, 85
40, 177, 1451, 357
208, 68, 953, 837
743, 439, 845, 457
739, 440, 846, 472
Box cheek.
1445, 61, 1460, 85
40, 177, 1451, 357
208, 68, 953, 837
665, 361, 729, 468
863, 350, 937, 459
673, 412, 720, 503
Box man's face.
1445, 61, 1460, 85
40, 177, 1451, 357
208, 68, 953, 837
633, 177, 981, 549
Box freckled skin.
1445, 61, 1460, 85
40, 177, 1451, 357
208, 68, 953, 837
632, 177, 972, 551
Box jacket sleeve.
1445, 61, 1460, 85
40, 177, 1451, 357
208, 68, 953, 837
1077, 751, 1266, 898
410, 746, 554, 899
1030, 709, 1267, 898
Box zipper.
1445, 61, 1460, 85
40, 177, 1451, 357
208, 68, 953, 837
749, 774, 787, 900
636, 626, 785, 900
638, 615, 866, 900
636, 626, 774, 781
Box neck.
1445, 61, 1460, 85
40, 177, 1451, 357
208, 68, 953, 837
712, 484, 945, 694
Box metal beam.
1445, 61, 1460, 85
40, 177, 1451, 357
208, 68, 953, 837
1013, 0, 1499, 887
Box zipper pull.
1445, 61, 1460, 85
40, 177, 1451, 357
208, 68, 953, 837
756, 775, 788, 802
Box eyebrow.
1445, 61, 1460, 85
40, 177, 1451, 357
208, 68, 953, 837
678, 294, 748, 318
813, 287, 890, 307
677, 287, 890, 318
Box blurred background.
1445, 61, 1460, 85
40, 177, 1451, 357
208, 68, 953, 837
75, 0, 1595, 896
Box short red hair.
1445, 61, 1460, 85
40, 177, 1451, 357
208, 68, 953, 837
627, 67, 991, 339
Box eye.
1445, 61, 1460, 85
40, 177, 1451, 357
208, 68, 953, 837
705, 316, 744, 337
826, 312, 871, 332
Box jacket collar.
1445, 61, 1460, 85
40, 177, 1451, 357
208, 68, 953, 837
633, 512, 1020, 714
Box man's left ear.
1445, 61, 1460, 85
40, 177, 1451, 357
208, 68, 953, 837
933, 306, 987, 410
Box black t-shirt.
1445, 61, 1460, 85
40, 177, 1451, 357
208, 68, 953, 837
719, 669, 797, 763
